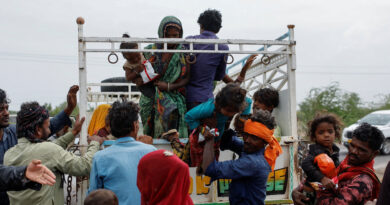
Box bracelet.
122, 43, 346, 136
167, 83, 170, 92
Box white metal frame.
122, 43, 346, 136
76, 16, 297, 204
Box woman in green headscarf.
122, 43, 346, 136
140, 16, 190, 138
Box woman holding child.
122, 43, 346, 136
122, 16, 190, 139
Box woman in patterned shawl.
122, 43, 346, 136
140, 16, 190, 138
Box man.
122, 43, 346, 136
202, 110, 280, 205
185, 9, 229, 110
88, 101, 156, 205
0, 160, 55, 192
4, 102, 104, 205
0, 86, 78, 204
292, 123, 384, 205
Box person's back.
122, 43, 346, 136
185, 9, 229, 107
185, 34, 228, 104
90, 139, 155, 204
88, 101, 156, 205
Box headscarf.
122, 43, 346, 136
137, 150, 194, 205
333, 156, 381, 201
244, 119, 283, 171
157, 16, 183, 38
88, 104, 111, 136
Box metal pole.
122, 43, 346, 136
286, 24, 298, 200
286, 24, 297, 137
76, 16, 88, 205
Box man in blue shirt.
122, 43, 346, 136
185, 9, 229, 110
202, 110, 277, 205
88, 101, 156, 205
0, 86, 77, 205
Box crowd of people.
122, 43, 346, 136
0, 8, 389, 205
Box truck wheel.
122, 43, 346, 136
381, 138, 390, 155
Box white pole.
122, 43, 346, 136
76, 16, 88, 205
286, 25, 297, 137
286, 24, 298, 200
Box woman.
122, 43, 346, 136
137, 150, 193, 205
88, 104, 112, 139
139, 16, 190, 138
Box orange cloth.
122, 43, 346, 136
314, 153, 337, 179
244, 119, 282, 171
88, 104, 111, 136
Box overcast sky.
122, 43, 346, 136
1, 0, 389, 111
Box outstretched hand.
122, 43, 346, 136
88, 135, 105, 145
26, 160, 56, 186
72, 115, 85, 136
245, 54, 257, 65
64, 85, 79, 116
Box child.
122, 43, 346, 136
185, 83, 252, 170
120, 33, 159, 99
301, 113, 342, 204
84, 189, 118, 205
233, 87, 280, 137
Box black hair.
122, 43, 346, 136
251, 109, 276, 130
0, 88, 10, 104
197, 9, 222, 33
17, 102, 49, 142
253, 88, 279, 109
108, 101, 139, 138
120, 33, 138, 50
352, 122, 384, 151
215, 83, 247, 113
84, 189, 118, 205
308, 113, 342, 142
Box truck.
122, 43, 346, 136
66, 17, 299, 205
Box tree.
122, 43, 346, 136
297, 82, 371, 137
49, 102, 79, 117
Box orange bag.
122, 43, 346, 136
314, 153, 337, 179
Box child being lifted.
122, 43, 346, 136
184, 83, 251, 171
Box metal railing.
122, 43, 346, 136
76, 16, 298, 204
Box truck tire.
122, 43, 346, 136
381, 138, 390, 155
100, 77, 139, 92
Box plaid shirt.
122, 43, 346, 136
317, 174, 376, 205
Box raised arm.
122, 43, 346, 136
52, 136, 103, 176
54, 116, 85, 149
49, 85, 79, 134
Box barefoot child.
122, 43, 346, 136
301, 113, 342, 204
